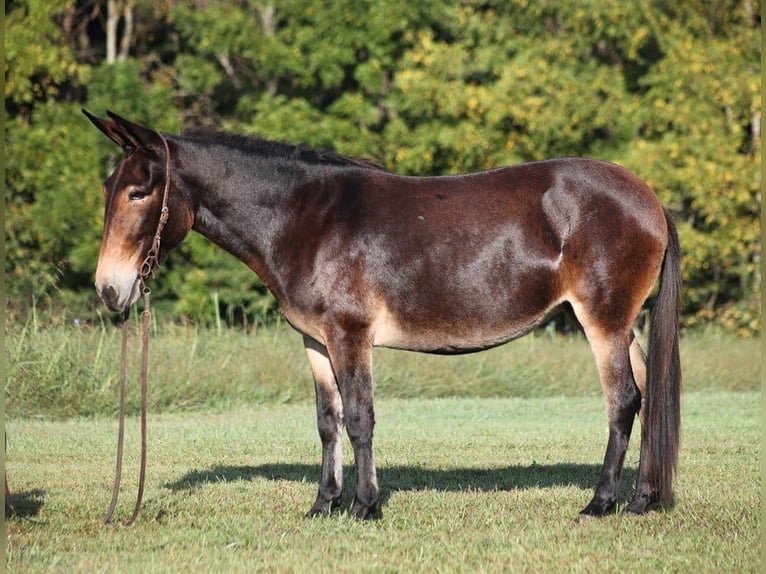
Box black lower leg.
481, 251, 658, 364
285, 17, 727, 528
624, 426, 662, 514
580, 389, 640, 518
345, 402, 381, 520
579, 421, 632, 517
306, 412, 344, 517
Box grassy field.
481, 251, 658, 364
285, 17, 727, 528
5, 392, 761, 572
4, 322, 762, 571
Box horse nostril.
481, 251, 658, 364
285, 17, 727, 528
100, 284, 119, 307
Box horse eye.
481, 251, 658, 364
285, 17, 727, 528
127, 187, 150, 201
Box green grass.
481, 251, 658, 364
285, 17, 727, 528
5, 321, 761, 570
4, 319, 761, 418
5, 392, 760, 572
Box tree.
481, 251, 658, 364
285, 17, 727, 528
624, 3, 761, 335
4, 0, 761, 334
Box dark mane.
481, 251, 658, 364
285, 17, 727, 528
179, 128, 388, 172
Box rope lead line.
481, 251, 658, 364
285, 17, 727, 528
103, 319, 129, 524
126, 292, 151, 526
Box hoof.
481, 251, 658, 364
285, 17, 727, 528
624, 491, 662, 515
578, 496, 616, 519
305, 496, 342, 518
305, 507, 328, 519
349, 498, 382, 520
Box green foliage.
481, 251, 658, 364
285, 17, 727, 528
622, 17, 761, 335
4, 0, 761, 334
166, 235, 277, 326
5, 102, 102, 308
4, 0, 88, 107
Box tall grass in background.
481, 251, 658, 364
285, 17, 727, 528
4, 312, 761, 419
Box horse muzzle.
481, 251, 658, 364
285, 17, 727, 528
96, 272, 141, 313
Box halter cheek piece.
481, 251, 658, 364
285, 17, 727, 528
104, 133, 171, 526
138, 134, 172, 286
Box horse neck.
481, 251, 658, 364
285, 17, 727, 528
177, 140, 320, 300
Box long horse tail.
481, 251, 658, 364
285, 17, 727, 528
645, 207, 683, 505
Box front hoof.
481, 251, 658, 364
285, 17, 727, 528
577, 496, 616, 520
349, 498, 382, 521
305, 496, 342, 519
305, 506, 329, 519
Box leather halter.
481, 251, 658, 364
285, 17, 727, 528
139, 134, 171, 284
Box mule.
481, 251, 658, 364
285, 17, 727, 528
84, 110, 681, 520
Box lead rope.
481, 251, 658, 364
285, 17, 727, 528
104, 134, 171, 526
126, 285, 151, 526
103, 319, 129, 523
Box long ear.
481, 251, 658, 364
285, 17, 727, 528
82, 109, 163, 152
82, 109, 134, 150
106, 110, 164, 151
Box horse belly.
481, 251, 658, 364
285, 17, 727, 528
370, 276, 563, 354
371, 305, 559, 353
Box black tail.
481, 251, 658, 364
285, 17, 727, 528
645, 208, 683, 505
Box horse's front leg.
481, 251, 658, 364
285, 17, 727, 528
304, 335, 344, 517
326, 330, 381, 520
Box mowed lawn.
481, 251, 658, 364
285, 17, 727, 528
5, 390, 760, 572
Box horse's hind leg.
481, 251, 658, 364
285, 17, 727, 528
629, 333, 647, 419
304, 336, 345, 517
576, 321, 642, 518
625, 333, 663, 514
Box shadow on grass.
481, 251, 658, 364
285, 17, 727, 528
165, 462, 637, 498
5, 488, 47, 520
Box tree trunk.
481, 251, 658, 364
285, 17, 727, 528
106, 0, 133, 64
118, 1, 134, 62
260, 4, 278, 96
106, 0, 118, 64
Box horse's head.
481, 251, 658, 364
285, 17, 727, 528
84, 110, 192, 313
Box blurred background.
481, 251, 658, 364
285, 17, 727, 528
4, 0, 761, 336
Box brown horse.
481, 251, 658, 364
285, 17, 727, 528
84, 110, 681, 520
